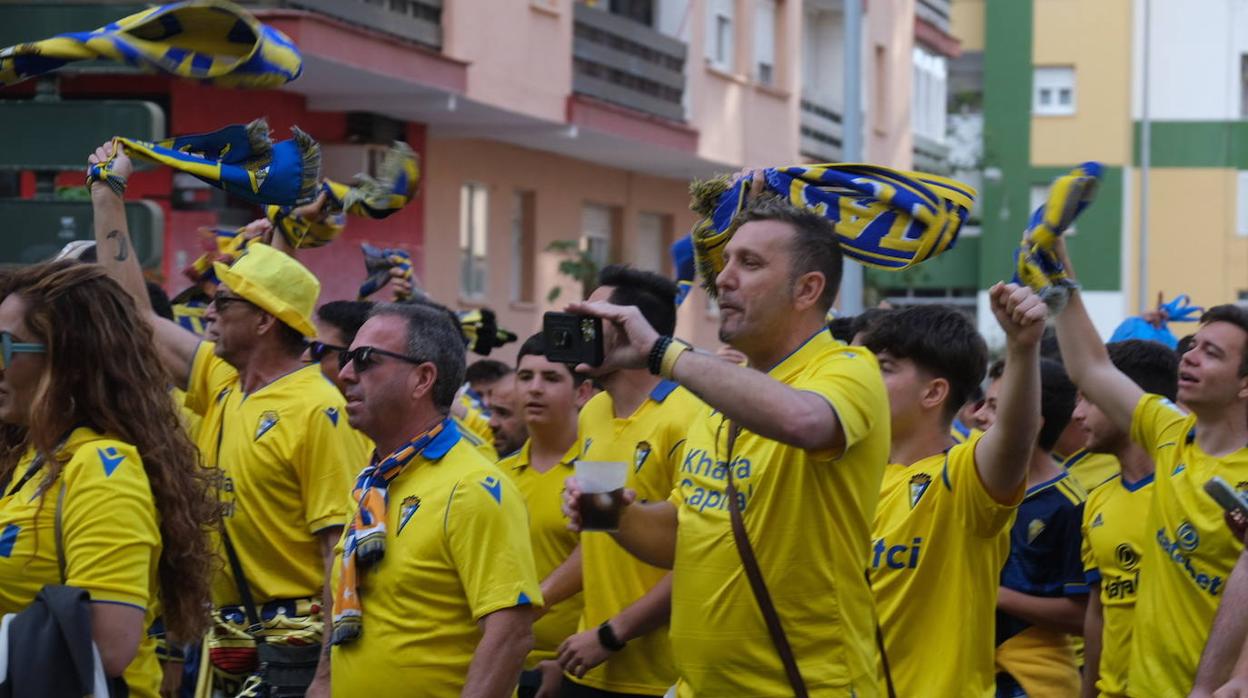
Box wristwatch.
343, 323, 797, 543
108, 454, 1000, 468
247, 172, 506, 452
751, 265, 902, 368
597, 620, 627, 652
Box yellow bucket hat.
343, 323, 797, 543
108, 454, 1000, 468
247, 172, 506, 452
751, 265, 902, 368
214, 243, 319, 338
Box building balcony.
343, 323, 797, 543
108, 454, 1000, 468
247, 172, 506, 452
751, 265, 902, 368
245, 0, 442, 50
800, 96, 843, 163
913, 132, 951, 173
571, 3, 687, 123
916, 0, 951, 34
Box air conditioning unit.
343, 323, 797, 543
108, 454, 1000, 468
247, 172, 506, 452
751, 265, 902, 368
319, 144, 392, 182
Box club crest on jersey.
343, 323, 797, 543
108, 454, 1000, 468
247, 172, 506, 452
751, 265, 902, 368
1027, 518, 1046, 544
908, 473, 931, 509
634, 441, 652, 473
397, 495, 421, 534
255, 411, 279, 441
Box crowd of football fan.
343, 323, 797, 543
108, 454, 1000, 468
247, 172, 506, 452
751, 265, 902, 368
0, 136, 1247, 698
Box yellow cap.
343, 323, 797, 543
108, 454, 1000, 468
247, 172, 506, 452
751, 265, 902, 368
214, 243, 319, 338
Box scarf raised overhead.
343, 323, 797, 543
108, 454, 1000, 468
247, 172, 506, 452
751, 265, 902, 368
332, 419, 458, 645
687, 164, 977, 296
0, 0, 301, 89
91, 118, 321, 208
1012, 161, 1101, 312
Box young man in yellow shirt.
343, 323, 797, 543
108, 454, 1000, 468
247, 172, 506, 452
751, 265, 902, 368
858, 291, 1045, 697
498, 334, 591, 697
1075, 340, 1178, 698
546, 266, 703, 698
331, 302, 541, 697
89, 143, 367, 697
1042, 241, 1248, 697
564, 198, 891, 696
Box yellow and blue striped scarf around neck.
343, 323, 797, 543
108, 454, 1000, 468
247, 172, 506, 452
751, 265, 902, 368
1013, 161, 1101, 312
92, 118, 321, 208
267, 142, 421, 249
0, 0, 301, 89
688, 164, 977, 296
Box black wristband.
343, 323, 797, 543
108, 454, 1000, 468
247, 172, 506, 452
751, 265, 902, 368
597, 621, 626, 651
648, 335, 671, 376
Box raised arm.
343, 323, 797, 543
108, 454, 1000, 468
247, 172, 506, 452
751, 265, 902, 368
89, 142, 200, 389
975, 282, 1047, 502
1050, 242, 1145, 432
565, 300, 843, 452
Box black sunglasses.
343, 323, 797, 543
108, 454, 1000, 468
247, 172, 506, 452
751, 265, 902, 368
339, 345, 425, 373
307, 340, 348, 362
210, 292, 256, 311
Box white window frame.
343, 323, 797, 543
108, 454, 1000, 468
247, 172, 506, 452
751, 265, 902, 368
754, 0, 776, 85
459, 183, 488, 299
633, 212, 666, 273
706, 0, 735, 71
1033, 66, 1076, 116
581, 203, 613, 271
509, 190, 536, 303
1237, 171, 1248, 237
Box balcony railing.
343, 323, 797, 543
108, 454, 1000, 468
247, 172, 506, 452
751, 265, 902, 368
913, 132, 951, 174
916, 0, 951, 34
571, 4, 687, 123
246, 0, 442, 50
800, 97, 843, 163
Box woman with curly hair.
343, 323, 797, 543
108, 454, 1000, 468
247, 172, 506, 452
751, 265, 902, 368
0, 260, 217, 697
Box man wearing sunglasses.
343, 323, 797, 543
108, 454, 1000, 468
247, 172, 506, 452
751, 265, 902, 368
331, 301, 542, 697
88, 142, 368, 698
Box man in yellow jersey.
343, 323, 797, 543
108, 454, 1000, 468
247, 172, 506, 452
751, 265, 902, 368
307, 300, 374, 395
488, 373, 528, 458
1041, 241, 1248, 697
546, 266, 703, 698
1053, 416, 1121, 492
1074, 340, 1178, 698
88, 143, 366, 697
499, 333, 590, 697
993, 358, 1088, 697
330, 302, 540, 696
857, 294, 1043, 697
563, 197, 891, 696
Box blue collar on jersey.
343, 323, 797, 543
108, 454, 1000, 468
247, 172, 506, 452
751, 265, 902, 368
1121, 472, 1155, 492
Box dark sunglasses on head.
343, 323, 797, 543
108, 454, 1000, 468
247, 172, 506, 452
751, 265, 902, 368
306, 340, 348, 362
0, 331, 45, 371
339, 346, 425, 373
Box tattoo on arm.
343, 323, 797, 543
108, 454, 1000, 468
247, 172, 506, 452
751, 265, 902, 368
106, 229, 129, 262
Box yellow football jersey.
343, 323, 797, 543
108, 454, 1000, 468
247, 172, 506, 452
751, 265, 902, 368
186, 342, 369, 605
500, 439, 583, 669
572, 380, 703, 695
670, 331, 890, 697
950, 419, 983, 444
1127, 395, 1248, 696
457, 394, 497, 458
1062, 449, 1120, 493
454, 414, 498, 462
871, 435, 1019, 697
0, 427, 162, 698
330, 425, 542, 696
1082, 472, 1153, 698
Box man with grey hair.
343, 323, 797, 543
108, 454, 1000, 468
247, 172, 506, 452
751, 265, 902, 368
330, 302, 544, 697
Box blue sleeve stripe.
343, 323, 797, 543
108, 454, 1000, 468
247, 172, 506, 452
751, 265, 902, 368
1064, 582, 1090, 596
1084, 569, 1101, 585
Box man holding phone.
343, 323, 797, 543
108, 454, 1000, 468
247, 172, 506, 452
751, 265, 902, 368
1040, 237, 1248, 697
562, 197, 891, 696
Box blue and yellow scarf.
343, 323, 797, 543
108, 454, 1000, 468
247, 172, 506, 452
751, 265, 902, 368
1013, 162, 1101, 312
687, 164, 977, 296
0, 0, 301, 89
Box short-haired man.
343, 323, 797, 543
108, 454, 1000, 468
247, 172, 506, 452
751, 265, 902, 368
549, 265, 704, 698
487, 373, 528, 458
88, 143, 366, 695
1076, 340, 1178, 698
331, 302, 541, 696
859, 295, 1045, 697
565, 196, 891, 695
308, 300, 374, 394
466, 358, 514, 403
1040, 242, 1248, 697
499, 334, 591, 697
993, 358, 1088, 697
